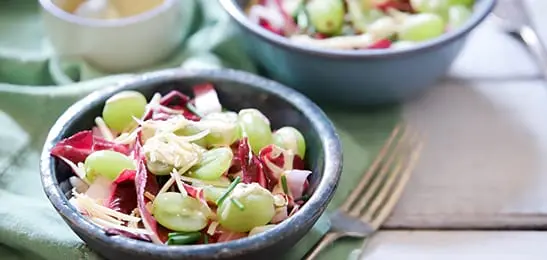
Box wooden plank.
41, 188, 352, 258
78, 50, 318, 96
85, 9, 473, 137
448, 20, 540, 81
358, 231, 547, 260
386, 79, 547, 228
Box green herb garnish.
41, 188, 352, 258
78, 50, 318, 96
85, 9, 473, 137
166, 232, 201, 245
281, 175, 290, 195
203, 234, 209, 244
215, 176, 241, 205
231, 198, 245, 211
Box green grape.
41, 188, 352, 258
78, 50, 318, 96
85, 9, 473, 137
84, 150, 135, 182
198, 112, 240, 147
410, 0, 449, 14
238, 109, 273, 154
448, 5, 472, 29
449, 0, 474, 7
102, 91, 147, 132
398, 13, 445, 42
283, 0, 304, 17
188, 147, 233, 180
306, 0, 345, 34
146, 160, 173, 175
174, 123, 207, 148
410, 0, 472, 18
272, 127, 306, 159
346, 0, 368, 33
152, 192, 209, 232
218, 183, 275, 232
249, 225, 277, 237
203, 186, 226, 203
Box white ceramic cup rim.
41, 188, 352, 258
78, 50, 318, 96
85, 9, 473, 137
39, 0, 178, 27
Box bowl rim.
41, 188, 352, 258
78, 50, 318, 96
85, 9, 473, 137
39, 0, 178, 28
39, 68, 343, 257
219, 0, 496, 59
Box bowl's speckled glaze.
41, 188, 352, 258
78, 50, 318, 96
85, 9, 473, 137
40, 69, 342, 260
220, 0, 496, 106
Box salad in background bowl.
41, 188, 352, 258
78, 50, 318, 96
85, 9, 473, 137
40, 69, 342, 260
247, 0, 476, 50
220, 0, 495, 106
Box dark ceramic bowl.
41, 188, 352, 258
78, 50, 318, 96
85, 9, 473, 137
40, 69, 342, 260
220, 0, 496, 106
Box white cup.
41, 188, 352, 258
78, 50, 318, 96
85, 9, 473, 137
40, 0, 184, 73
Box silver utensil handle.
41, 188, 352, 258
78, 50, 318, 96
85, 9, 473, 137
518, 26, 547, 78
303, 232, 344, 260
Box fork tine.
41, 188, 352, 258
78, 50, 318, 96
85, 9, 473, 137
340, 124, 404, 212
370, 133, 424, 229
360, 127, 418, 223
348, 125, 411, 217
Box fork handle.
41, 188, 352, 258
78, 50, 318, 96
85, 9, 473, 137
303, 232, 344, 260
514, 25, 547, 80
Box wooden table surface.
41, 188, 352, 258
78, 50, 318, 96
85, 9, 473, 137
363, 0, 547, 258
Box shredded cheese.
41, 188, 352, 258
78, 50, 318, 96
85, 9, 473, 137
94, 117, 115, 141
145, 202, 153, 214
179, 175, 230, 188
143, 132, 202, 170
69, 176, 89, 193
128, 209, 140, 229
114, 126, 140, 145
91, 217, 152, 235
158, 176, 175, 195
282, 149, 294, 170
73, 192, 141, 222
207, 221, 219, 236
59, 157, 88, 183
264, 157, 284, 176
171, 170, 187, 196
144, 191, 156, 201
157, 157, 200, 195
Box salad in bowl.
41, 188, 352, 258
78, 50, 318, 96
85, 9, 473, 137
50, 83, 313, 245
246, 0, 477, 50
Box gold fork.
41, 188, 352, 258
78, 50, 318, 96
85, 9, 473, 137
304, 123, 424, 259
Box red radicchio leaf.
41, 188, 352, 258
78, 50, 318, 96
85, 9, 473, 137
107, 169, 137, 215
272, 0, 297, 34
215, 227, 247, 243
91, 126, 103, 138
143, 90, 200, 121
368, 39, 392, 49
228, 140, 243, 174
259, 144, 305, 188
51, 130, 130, 163
159, 90, 191, 106
193, 83, 222, 116
284, 169, 312, 200
260, 19, 283, 35
172, 105, 201, 121
182, 183, 209, 209
314, 33, 328, 39
133, 139, 165, 243
238, 138, 267, 188
376, 0, 414, 13
105, 229, 150, 242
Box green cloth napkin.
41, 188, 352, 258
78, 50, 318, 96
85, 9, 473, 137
0, 1, 400, 259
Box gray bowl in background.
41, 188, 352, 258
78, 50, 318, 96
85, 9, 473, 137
220, 0, 496, 106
